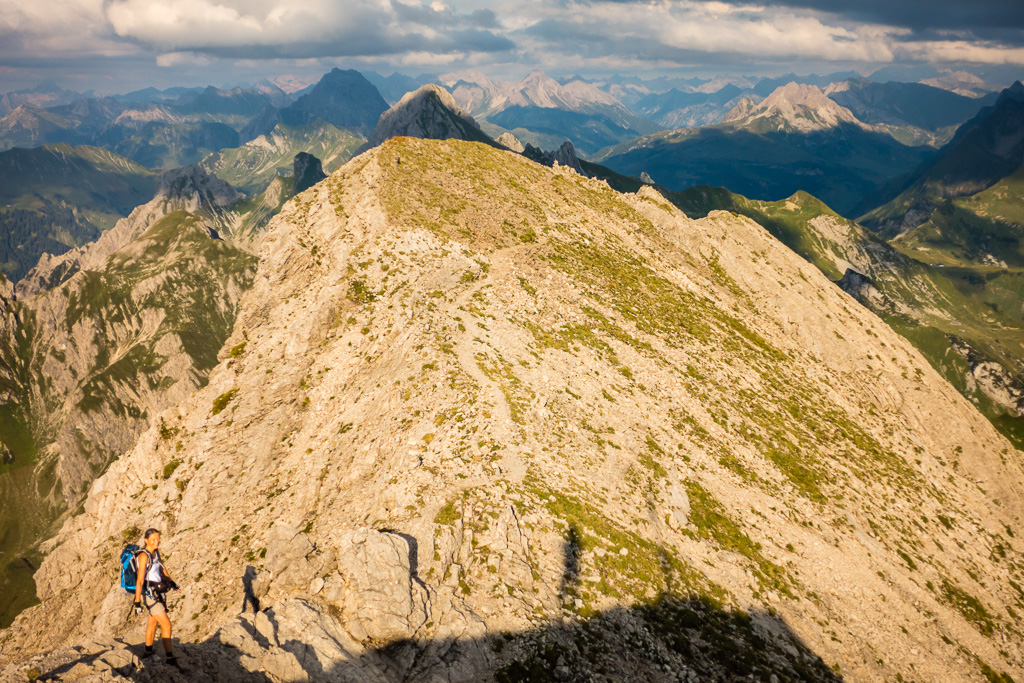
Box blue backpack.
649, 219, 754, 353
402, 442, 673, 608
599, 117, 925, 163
119, 544, 151, 596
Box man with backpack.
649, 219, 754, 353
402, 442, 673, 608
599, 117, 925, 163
121, 528, 181, 668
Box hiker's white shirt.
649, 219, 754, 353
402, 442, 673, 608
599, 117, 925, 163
145, 550, 163, 584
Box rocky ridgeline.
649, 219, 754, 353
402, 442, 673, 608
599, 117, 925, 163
522, 140, 586, 176
0, 138, 1022, 682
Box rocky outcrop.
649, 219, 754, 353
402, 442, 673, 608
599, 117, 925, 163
837, 267, 872, 298
495, 132, 524, 153
0, 272, 20, 411
2, 138, 1022, 682
292, 153, 327, 195
522, 140, 585, 175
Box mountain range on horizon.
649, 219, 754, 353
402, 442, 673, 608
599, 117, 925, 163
1, 66, 1005, 165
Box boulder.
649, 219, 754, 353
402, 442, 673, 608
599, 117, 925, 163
330, 529, 429, 643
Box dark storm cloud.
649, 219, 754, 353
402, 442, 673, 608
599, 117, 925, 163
744, 0, 1024, 32
587, 0, 1024, 43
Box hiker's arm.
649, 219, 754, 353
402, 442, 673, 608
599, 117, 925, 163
160, 564, 180, 590
135, 554, 148, 601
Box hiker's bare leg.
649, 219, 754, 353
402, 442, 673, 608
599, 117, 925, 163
156, 612, 173, 654
145, 616, 158, 647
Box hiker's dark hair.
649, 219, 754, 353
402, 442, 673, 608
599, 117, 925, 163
143, 528, 160, 540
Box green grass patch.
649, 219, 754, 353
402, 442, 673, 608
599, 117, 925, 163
939, 577, 996, 637
211, 388, 239, 416
685, 481, 795, 598
435, 498, 462, 526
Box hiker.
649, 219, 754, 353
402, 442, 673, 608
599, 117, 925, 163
133, 528, 181, 667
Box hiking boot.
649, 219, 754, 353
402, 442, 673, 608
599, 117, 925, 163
166, 655, 182, 669
141, 645, 155, 659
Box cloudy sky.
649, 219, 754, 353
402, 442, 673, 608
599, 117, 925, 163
1, 0, 1023, 92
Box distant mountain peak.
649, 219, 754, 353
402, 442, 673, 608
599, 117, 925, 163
920, 71, 996, 97
275, 69, 388, 133
439, 70, 496, 90
30, 80, 67, 94
509, 70, 621, 111
366, 84, 497, 149
156, 164, 241, 212
727, 81, 867, 133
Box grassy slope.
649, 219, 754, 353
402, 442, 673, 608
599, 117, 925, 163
669, 185, 1024, 447
895, 163, 1024, 268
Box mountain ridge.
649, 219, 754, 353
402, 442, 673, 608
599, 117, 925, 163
859, 81, 1024, 235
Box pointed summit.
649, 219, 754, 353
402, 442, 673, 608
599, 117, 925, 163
155, 164, 241, 212
365, 84, 500, 150
275, 69, 389, 133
